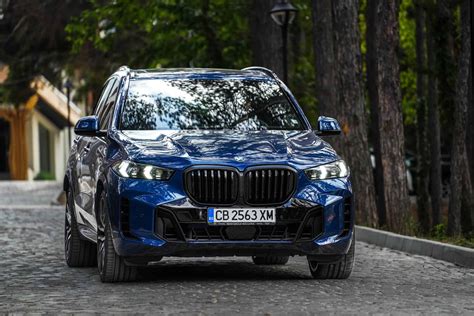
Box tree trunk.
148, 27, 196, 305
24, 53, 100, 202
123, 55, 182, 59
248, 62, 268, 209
415, 0, 430, 233
367, 0, 410, 233
467, 0, 474, 229
312, 0, 378, 227
249, 0, 283, 78
333, 0, 378, 227
426, 11, 442, 228
366, 0, 386, 227
469, 59, 474, 232
311, 0, 338, 119
468, 47, 474, 191
447, 0, 473, 236
435, 0, 457, 151
200, 0, 224, 68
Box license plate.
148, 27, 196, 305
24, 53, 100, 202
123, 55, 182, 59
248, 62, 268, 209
207, 208, 276, 225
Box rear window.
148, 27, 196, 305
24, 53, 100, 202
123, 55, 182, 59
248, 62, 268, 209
120, 78, 304, 131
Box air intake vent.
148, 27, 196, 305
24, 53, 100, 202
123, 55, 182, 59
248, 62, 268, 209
120, 198, 134, 238
155, 206, 323, 242
185, 168, 239, 205
245, 168, 296, 205
341, 197, 352, 236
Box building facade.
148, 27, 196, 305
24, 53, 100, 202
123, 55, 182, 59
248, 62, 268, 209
0, 76, 81, 180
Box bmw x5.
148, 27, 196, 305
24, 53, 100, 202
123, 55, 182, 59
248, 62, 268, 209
64, 66, 355, 282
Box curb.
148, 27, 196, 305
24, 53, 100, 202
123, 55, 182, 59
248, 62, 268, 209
356, 225, 474, 268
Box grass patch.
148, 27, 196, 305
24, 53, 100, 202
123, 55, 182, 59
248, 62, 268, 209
425, 224, 474, 249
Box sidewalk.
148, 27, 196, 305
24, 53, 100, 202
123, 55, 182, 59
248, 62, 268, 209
0, 181, 62, 207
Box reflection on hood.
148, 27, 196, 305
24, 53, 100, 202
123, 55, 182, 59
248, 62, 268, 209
116, 129, 339, 170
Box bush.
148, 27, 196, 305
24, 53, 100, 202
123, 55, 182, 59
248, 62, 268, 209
34, 171, 55, 180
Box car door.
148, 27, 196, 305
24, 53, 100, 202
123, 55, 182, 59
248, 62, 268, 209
74, 78, 115, 232
80, 76, 121, 232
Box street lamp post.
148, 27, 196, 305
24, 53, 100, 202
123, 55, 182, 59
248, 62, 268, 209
270, 0, 297, 84
64, 79, 73, 150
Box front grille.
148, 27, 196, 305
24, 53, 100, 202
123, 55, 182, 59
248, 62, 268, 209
245, 168, 296, 205
185, 168, 239, 205
155, 206, 323, 242
184, 166, 296, 205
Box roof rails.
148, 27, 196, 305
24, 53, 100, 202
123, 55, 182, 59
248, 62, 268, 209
241, 66, 279, 80
115, 65, 130, 73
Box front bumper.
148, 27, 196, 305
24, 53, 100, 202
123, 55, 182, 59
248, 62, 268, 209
106, 169, 354, 261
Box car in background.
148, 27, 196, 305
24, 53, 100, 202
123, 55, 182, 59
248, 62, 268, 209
370, 150, 415, 195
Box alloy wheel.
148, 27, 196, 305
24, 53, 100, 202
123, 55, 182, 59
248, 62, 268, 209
64, 193, 73, 261
97, 195, 107, 275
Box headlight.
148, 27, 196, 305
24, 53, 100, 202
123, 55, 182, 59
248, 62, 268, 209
112, 160, 173, 180
305, 160, 349, 180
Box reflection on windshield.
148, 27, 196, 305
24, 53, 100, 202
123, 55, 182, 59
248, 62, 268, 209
120, 78, 304, 131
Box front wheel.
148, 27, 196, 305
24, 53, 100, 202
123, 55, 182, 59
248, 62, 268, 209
64, 189, 97, 267
97, 191, 137, 282
308, 236, 355, 279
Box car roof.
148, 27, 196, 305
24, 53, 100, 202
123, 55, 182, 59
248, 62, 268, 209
126, 68, 273, 81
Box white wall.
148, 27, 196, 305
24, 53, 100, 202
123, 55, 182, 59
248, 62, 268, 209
27, 110, 72, 181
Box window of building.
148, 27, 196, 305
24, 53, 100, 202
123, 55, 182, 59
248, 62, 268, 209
39, 123, 53, 177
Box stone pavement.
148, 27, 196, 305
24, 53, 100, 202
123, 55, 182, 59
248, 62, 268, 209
0, 181, 61, 206
0, 182, 474, 314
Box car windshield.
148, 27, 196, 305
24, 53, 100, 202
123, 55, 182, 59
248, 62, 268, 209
120, 78, 305, 131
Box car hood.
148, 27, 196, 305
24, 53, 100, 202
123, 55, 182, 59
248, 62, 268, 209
115, 130, 339, 170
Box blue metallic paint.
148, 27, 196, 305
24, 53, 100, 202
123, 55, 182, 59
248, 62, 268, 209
66, 68, 354, 261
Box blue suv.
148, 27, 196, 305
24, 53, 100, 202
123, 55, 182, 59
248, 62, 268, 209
64, 66, 354, 282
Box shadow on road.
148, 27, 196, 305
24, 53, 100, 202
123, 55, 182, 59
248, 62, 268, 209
67, 259, 317, 282
136, 260, 312, 282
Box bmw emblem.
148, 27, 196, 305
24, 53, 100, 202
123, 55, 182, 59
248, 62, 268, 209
234, 156, 245, 162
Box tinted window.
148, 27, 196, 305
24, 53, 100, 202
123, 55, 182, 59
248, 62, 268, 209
101, 78, 121, 129
120, 79, 304, 131
94, 79, 114, 117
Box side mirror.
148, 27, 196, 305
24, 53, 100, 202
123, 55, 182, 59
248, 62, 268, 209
74, 116, 103, 137
317, 116, 341, 136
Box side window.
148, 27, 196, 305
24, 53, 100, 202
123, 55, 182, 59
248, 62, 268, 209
93, 79, 114, 118
101, 78, 121, 130
96, 78, 117, 130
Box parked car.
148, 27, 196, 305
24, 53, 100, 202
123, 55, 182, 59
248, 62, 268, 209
370, 150, 415, 195
64, 66, 354, 282
369, 150, 451, 198
441, 153, 451, 198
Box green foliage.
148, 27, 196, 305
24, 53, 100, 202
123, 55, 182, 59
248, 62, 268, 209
34, 171, 56, 181
0, 0, 88, 105
399, 0, 417, 126
66, 0, 320, 121
432, 223, 447, 239
428, 223, 474, 249
66, 0, 251, 70
359, 0, 367, 57
65, 0, 253, 103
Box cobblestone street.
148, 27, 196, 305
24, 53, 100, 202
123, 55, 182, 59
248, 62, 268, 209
1, 183, 474, 314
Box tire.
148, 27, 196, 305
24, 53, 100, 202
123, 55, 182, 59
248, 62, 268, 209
64, 189, 97, 267
308, 236, 355, 279
97, 191, 137, 282
252, 255, 289, 265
